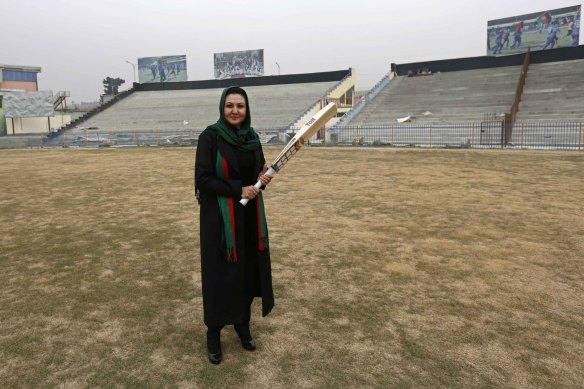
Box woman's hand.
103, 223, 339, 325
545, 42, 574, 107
258, 164, 273, 186
241, 185, 260, 200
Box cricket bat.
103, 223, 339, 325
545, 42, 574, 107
240, 102, 337, 205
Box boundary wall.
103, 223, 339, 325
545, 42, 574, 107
394, 45, 584, 75
6, 115, 71, 135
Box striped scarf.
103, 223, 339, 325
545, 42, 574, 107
216, 150, 268, 262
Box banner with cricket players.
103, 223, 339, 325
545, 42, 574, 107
214, 49, 264, 79
487, 5, 581, 56
137, 55, 188, 83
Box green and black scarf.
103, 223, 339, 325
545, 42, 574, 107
210, 87, 269, 262
208, 86, 260, 152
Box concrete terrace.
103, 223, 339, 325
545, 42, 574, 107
67, 81, 338, 133
516, 59, 584, 123
349, 66, 522, 125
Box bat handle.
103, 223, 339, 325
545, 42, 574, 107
239, 167, 276, 206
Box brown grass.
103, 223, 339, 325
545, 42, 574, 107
0, 147, 583, 388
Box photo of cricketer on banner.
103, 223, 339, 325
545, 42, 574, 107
137, 55, 188, 83
240, 102, 337, 206
487, 5, 581, 57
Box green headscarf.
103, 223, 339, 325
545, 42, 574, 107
208, 86, 260, 151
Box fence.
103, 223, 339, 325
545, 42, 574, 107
0, 135, 47, 148
35, 127, 286, 148
326, 122, 584, 150
511, 122, 584, 150
1, 122, 582, 150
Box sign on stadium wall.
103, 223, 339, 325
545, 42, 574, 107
214, 49, 264, 79
137, 55, 188, 83
3, 91, 54, 118
487, 5, 581, 56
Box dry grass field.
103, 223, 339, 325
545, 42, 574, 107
1, 147, 583, 388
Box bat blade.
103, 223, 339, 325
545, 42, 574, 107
239, 102, 337, 206
290, 102, 337, 144
273, 102, 337, 166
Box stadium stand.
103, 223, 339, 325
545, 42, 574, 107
3, 46, 584, 150
325, 46, 584, 149
515, 58, 584, 123
333, 46, 584, 127
346, 66, 520, 125
31, 70, 353, 147
60, 70, 350, 135
66, 82, 338, 134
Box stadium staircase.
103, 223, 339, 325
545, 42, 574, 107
288, 69, 356, 132
331, 72, 392, 131
47, 88, 135, 142
53, 91, 70, 110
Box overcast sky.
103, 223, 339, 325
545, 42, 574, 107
1, 0, 581, 102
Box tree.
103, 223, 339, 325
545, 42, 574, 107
102, 77, 125, 95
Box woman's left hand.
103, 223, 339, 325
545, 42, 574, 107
258, 164, 273, 186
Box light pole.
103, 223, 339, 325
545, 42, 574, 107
275, 62, 280, 75
126, 61, 137, 83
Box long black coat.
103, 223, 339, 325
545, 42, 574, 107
195, 128, 274, 327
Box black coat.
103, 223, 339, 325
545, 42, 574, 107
195, 128, 274, 327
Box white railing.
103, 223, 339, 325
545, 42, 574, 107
287, 69, 354, 130
330, 73, 392, 132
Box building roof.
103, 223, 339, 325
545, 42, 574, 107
0, 64, 42, 73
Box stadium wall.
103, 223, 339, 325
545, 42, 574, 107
133, 69, 351, 92
395, 45, 584, 75
6, 115, 71, 135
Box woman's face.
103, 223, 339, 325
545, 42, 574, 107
224, 93, 247, 129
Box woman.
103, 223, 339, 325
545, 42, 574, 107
195, 86, 274, 365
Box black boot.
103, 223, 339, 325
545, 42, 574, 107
234, 322, 256, 351
207, 326, 223, 364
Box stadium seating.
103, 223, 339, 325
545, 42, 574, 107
347, 66, 521, 125
67, 82, 339, 133
515, 59, 584, 123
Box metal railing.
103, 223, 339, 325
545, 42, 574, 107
507, 48, 531, 129
324, 122, 583, 150
39, 127, 288, 148
52, 88, 136, 135
511, 121, 584, 150
2, 122, 582, 150
287, 69, 353, 129
330, 72, 392, 130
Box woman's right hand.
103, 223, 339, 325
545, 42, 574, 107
241, 185, 260, 200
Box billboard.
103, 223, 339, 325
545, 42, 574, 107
214, 49, 264, 79
137, 55, 187, 83
3, 91, 54, 118
487, 5, 581, 56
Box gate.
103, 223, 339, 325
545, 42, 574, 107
480, 112, 505, 147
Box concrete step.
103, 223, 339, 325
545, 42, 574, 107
518, 102, 584, 110
515, 115, 584, 122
